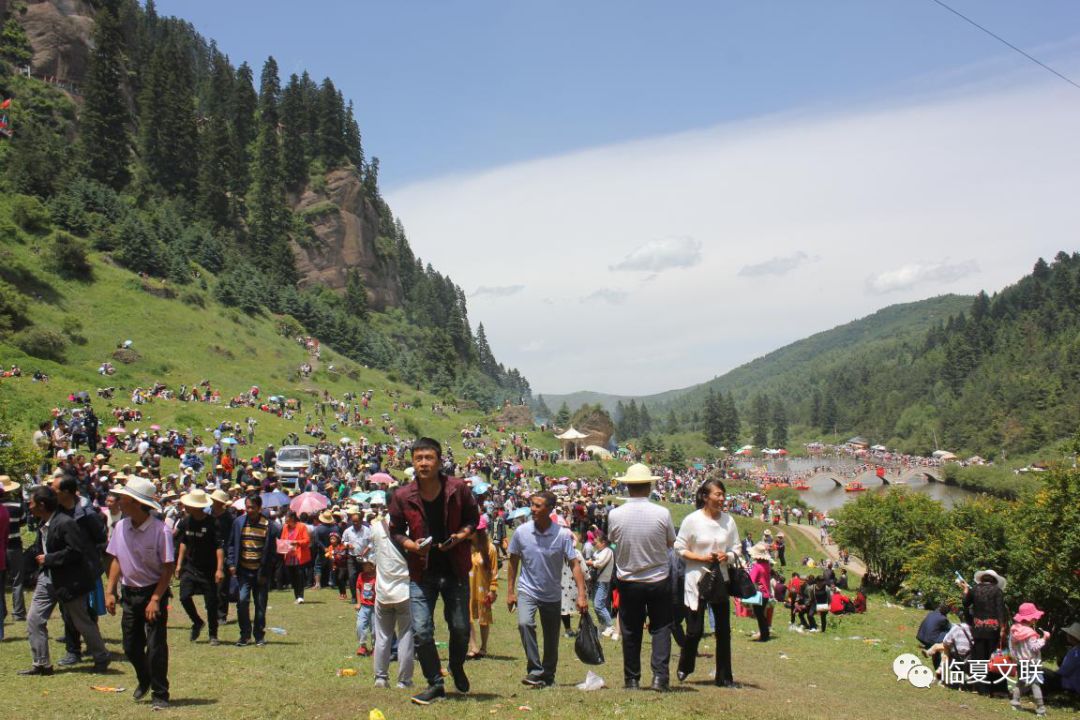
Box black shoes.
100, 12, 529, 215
676, 670, 689, 682
235, 638, 249, 647
92, 660, 111, 673
18, 666, 54, 676
151, 697, 170, 711
450, 664, 470, 693
522, 676, 547, 687
57, 652, 81, 667
410, 685, 447, 705
190, 620, 205, 642
133, 685, 149, 701
624, 679, 640, 689
651, 678, 670, 692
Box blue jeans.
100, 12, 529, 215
236, 568, 268, 642
410, 574, 470, 688
356, 604, 374, 645
593, 581, 612, 629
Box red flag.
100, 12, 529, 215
0, 98, 10, 110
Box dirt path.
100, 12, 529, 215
788, 522, 868, 578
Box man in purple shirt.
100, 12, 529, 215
105, 476, 175, 710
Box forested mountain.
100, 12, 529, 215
549, 255, 1080, 458
0, 0, 529, 408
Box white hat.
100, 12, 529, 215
615, 463, 660, 484
0, 475, 18, 493
111, 475, 162, 513
1062, 622, 1080, 643
180, 488, 213, 509
750, 542, 772, 561
973, 569, 1007, 592
210, 489, 232, 505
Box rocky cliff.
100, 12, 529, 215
10, 0, 94, 85
291, 169, 404, 312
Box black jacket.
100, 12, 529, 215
30, 511, 98, 602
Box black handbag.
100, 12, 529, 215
727, 560, 757, 600
574, 612, 605, 665
697, 559, 728, 604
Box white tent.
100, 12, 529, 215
932, 450, 958, 461
584, 444, 613, 459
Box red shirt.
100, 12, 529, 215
357, 571, 376, 606
388, 475, 480, 583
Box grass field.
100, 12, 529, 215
2, 512, 1068, 720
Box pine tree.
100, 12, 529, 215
821, 393, 838, 434
751, 394, 770, 447
196, 51, 236, 226
344, 268, 368, 318
555, 402, 571, 428
665, 409, 680, 434
79, 3, 131, 190
703, 389, 723, 446
343, 100, 363, 170
280, 74, 309, 192
247, 57, 294, 283
316, 78, 346, 166
639, 403, 653, 434
809, 388, 822, 428
722, 392, 740, 449
230, 62, 257, 195
535, 395, 553, 420
771, 401, 789, 449
137, 36, 198, 195
475, 323, 499, 377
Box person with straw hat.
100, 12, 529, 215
105, 475, 175, 709
175, 488, 225, 645
607, 463, 676, 691
959, 568, 1008, 694
1043, 621, 1080, 697
1, 474, 26, 632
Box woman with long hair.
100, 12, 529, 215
279, 511, 312, 603
674, 477, 740, 686
467, 518, 499, 659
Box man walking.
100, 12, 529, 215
175, 489, 225, 645
607, 464, 676, 691
22, 485, 111, 676
371, 498, 414, 689
228, 493, 278, 647
105, 476, 175, 709
342, 509, 371, 603
209, 488, 234, 625
507, 491, 588, 688
388, 438, 479, 705
0, 475, 24, 636
52, 473, 107, 668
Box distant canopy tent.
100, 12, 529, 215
556, 427, 590, 460
932, 450, 958, 461
584, 444, 612, 459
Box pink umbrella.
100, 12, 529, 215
290, 491, 329, 515
150, 424, 161, 431
108, 427, 127, 434
369, 472, 394, 486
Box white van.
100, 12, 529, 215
275, 445, 313, 485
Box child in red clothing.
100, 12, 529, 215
354, 560, 377, 656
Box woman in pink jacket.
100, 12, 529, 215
748, 542, 773, 641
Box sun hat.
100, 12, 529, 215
210, 489, 231, 505
180, 488, 213, 509
1013, 602, 1044, 623
111, 475, 163, 513
0, 475, 18, 493
974, 569, 1007, 591
318, 510, 335, 524
1062, 622, 1080, 642
750, 542, 772, 561
252, 471, 264, 481
615, 463, 660, 484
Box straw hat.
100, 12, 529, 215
252, 471, 264, 481
1013, 602, 1044, 623
1062, 622, 1080, 643
615, 463, 660, 484
0, 475, 18, 493
210, 489, 232, 505
974, 569, 1007, 591
750, 542, 772, 561
180, 488, 213, 509
111, 475, 162, 513
318, 510, 335, 524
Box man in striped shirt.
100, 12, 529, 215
607, 464, 676, 691
227, 494, 278, 647
1, 475, 27, 624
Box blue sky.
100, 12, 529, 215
155, 2, 1080, 395
154, 1, 1080, 189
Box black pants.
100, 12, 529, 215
5, 539, 26, 620
216, 574, 230, 623
679, 596, 732, 684
179, 569, 219, 639
347, 556, 362, 603
617, 578, 673, 685
286, 564, 305, 600
971, 636, 998, 694
752, 603, 770, 640
121, 585, 170, 701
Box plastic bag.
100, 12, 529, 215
574, 613, 605, 665
576, 670, 605, 691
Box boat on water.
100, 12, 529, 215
844, 481, 868, 492
793, 482, 811, 491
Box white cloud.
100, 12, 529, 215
609, 236, 703, 273
470, 284, 525, 298
389, 69, 1080, 395
738, 251, 818, 277
866, 260, 980, 294
582, 288, 628, 305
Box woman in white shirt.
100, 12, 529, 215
674, 478, 739, 686
587, 534, 615, 634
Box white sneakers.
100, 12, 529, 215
601, 626, 614, 638
295, 597, 305, 605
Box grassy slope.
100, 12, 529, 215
0, 512, 1056, 720
0, 203, 561, 464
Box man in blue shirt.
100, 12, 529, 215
506, 491, 587, 688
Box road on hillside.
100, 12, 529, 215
788, 522, 868, 578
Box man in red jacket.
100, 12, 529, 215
389, 438, 479, 706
